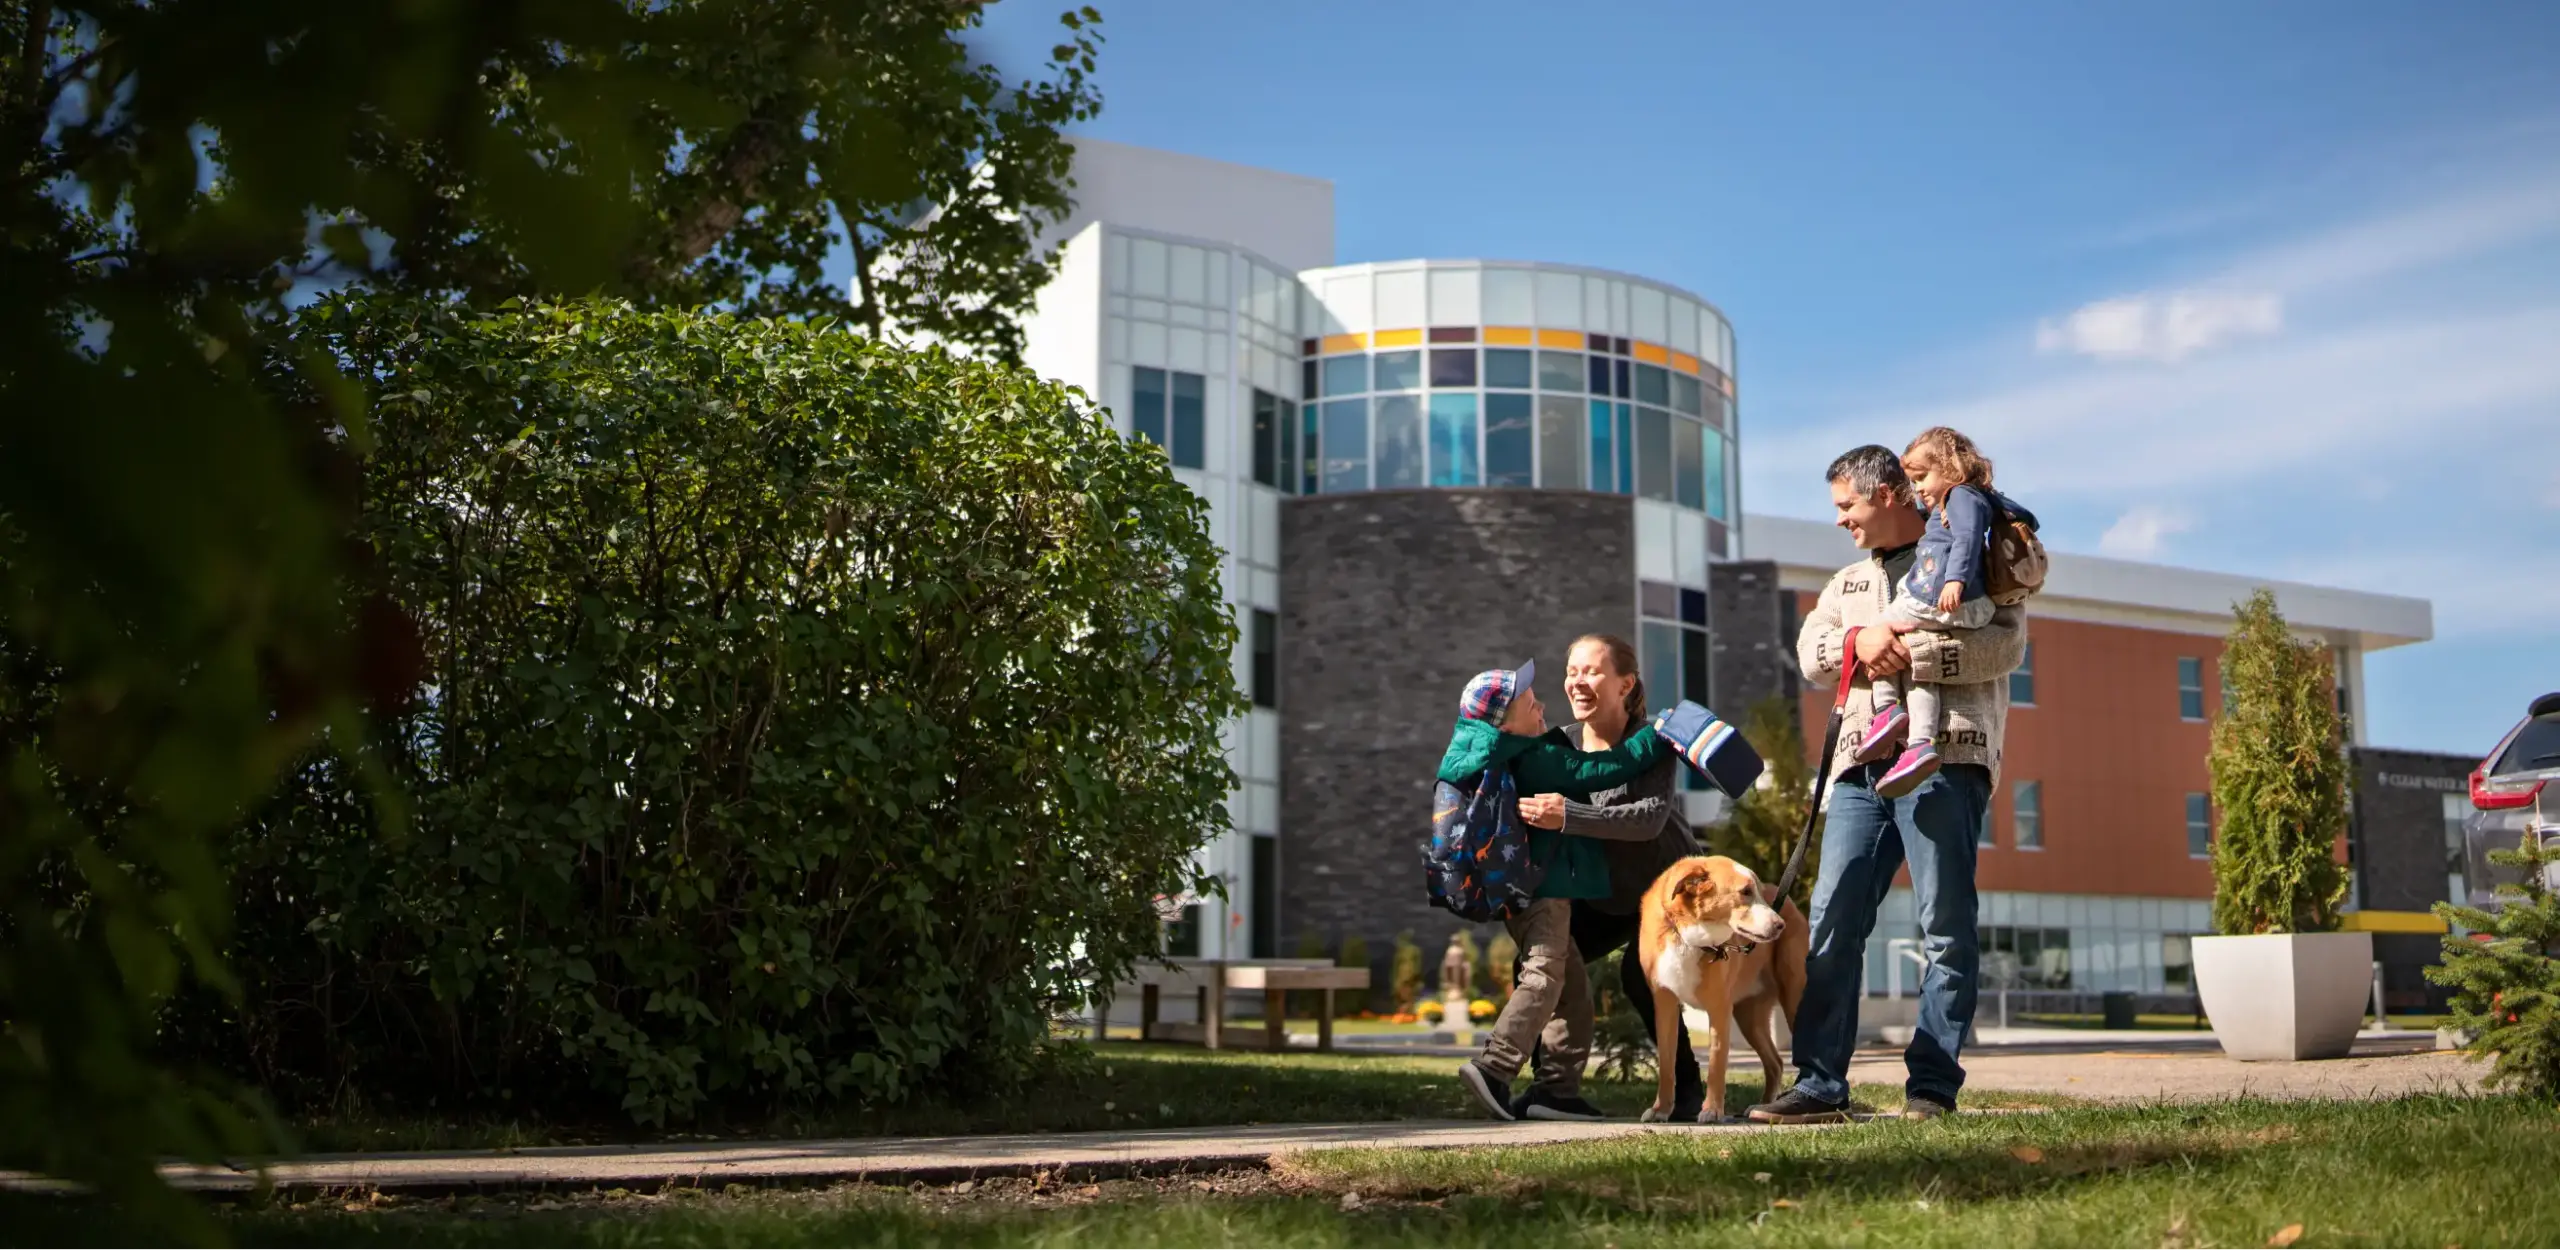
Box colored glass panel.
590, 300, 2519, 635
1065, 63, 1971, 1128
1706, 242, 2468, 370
1485, 392, 1533, 487
1429, 393, 1480, 486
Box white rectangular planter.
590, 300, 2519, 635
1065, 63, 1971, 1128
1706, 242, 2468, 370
2192, 932, 2375, 1061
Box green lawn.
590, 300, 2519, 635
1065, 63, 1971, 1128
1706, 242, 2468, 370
284, 1043, 2043, 1154
134, 1095, 2559, 1246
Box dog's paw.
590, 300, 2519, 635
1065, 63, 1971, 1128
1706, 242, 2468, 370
1639, 1105, 1673, 1124
1695, 1109, 1740, 1126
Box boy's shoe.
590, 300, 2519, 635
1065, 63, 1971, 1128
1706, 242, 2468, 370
1876, 741, 1941, 799
1516, 1089, 1609, 1122
1902, 1094, 1956, 1121
1746, 1088, 1851, 1125
1853, 703, 1909, 762
1458, 1060, 1517, 1121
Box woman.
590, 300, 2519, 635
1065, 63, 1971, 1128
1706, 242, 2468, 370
1513, 633, 1707, 1121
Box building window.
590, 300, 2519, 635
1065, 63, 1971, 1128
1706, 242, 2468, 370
1586, 399, 1616, 492
1485, 392, 1533, 487
1251, 389, 1279, 487
1702, 423, 1729, 520
1538, 350, 1582, 392
1320, 399, 1368, 493
1165, 903, 1202, 957
2162, 934, 2195, 988
1279, 396, 1299, 493
1322, 354, 1368, 397
1129, 366, 1205, 469
1171, 372, 1204, 470
1639, 584, 1713, 791
1298, 400, 1320, 495
1373, 393, 1425, 489
2177, 656, 2206, 721
2010, 642, 2036, 706
2186, 792, 2212, 858
1428, 347, 1477, 388
1536, 394, 1581, 489
1484, 348, 1534, 390
1251, 836, 1278, 959
1673, 414, 1705, 509
2014, 780, 2042, 850
1427, 393, 1480, 486
1250, 609, 1277, 709
1373, 350, 1421, 392
1981, 925, 2071, 989
2441, 791, 2470, 910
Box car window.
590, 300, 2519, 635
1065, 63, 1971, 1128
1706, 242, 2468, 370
2494, 714, 2560, 775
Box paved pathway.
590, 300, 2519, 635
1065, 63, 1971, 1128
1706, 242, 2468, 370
161, 1119, 1757, 1196
105, 1040, 2476, 1197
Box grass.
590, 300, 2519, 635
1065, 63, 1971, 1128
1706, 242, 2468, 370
283, 1043, 2049, 1154
18, 1093, 2534, 1246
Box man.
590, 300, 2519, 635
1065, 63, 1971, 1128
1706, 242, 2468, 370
1748, 445, 2027, 1124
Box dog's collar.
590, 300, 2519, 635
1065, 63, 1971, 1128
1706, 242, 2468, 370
1684, 935, 1758, 962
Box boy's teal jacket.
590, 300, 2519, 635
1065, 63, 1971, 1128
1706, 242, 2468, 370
1434, 720, 1670, 900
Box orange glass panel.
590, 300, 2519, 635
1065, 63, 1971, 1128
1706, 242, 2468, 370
1632, 341, 1670, 365
1371, 328, 1423, 347
1483, 326, 1535, 346
1320, 332, 1368, 355
1535, 328, 1585, 349
1669, 351, 1701, 374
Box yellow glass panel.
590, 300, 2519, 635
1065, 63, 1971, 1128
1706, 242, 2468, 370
1320, 332, 1368, 355
1482, 326, 1535, 346
1371, 328, 1423, 347
1669, 351, 1701, 374
1535, 328, 1585, 349
1632, 341, 1670, 365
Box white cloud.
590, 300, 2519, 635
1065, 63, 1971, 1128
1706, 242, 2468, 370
2035, 290, 2283, 362
2097, 506, 2194, 559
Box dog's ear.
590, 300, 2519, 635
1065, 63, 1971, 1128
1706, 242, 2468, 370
1672, 868, 1716, 907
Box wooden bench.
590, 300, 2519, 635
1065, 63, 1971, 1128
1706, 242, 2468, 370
1097, 958, 1373, 1052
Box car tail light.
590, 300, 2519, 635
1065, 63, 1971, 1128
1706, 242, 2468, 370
2472, 764, 2547, 811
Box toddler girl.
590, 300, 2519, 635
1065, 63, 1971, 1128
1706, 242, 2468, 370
1856, 426, 2029, 797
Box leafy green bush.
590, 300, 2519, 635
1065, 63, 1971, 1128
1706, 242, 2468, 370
1391, 931, 1424, 1012
2207, 590, 2349, 935
1336, 936, 1371, 1016
178, 298, 1240, 1124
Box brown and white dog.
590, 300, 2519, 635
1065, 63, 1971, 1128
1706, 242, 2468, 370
1635, 855, 1808, 1123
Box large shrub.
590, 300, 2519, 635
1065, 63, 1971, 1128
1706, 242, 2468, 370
191, 297, 1240, 1123
2206, 590, 2349, 935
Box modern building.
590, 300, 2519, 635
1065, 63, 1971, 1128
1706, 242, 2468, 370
993, 139, 2440, 1012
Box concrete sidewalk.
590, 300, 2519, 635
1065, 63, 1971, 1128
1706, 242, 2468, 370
154, 1118, 1768, 1197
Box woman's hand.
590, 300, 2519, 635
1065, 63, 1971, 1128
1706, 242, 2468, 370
1520, 793, 1567, 829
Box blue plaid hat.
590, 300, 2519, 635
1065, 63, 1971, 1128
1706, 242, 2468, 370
1458, 658, 1536, 723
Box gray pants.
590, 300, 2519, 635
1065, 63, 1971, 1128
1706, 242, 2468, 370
1480, 898, 1592, 1094
1875, 591, 1998, 743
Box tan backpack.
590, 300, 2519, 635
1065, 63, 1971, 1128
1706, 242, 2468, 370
1983, 492, 2047, 606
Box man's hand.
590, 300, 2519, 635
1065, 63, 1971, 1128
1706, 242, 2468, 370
1520, 793, 1566, 829
1936, 581, 1963, 615
1855, 625, 1912, 677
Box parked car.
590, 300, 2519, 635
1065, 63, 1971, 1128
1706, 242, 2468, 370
2463, 691, 2560, 908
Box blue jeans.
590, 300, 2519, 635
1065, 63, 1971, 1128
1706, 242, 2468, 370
1788, 762, 1990, 1106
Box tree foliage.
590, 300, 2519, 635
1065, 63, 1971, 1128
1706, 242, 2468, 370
1711, 696, 1819, 909
0, 0, 1099, 1219
172, 296, 1238, 1123
2431, 815, 2560, 1100
2206, 590, 2350, 936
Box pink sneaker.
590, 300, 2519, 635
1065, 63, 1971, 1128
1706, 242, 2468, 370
1854, 703, 1909, 763
1876, 741, 1941, 799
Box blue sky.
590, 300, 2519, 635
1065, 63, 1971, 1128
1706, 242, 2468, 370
977, 0, 2560, 757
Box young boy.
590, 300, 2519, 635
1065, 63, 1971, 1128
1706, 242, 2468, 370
1438, 659, 1670, 1121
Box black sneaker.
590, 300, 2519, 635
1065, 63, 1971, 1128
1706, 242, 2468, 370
1517, 1089, 1608, 1122
1746, 1087, 1851, 1125
1902, 1094, 1956, 1121
1457, 1060, 1517, 1121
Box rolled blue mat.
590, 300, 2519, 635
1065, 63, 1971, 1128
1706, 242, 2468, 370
1652, 700, 1766, 797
